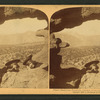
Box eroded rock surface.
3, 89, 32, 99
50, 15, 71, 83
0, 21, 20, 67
0, 67, 48, 88
0, 7, 48, 24
51, 7, 100, 33
79, 72, 100, 89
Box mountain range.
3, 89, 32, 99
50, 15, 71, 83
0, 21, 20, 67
0, 31, 44, 45
55, 31, 100, 47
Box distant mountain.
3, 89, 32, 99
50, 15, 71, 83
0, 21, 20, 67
0, 31, 44, 45
55, 32, 100, 47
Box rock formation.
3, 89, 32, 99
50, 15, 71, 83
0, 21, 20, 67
50, 7, 100, 88
50, 7, 100, 33
0, 7, 48, 88
1, 67, 48, 88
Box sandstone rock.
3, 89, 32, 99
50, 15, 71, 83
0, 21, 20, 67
79, 72, 100, 89
0, 7, 48, 25
0, 67, 48, 88
32, 29, 48, 64
51, 7, 100, 33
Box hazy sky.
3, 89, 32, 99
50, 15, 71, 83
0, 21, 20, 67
60, 19, 100, 36
0, 17, 48, 44
0, 18, 47, 35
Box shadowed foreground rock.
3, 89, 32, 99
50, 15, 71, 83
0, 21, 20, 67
0, 67, 48, 88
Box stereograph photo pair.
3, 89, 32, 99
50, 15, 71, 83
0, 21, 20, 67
0, 5, 100, 94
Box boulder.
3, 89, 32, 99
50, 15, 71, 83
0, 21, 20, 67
0, 67, 48, 88
79, 73, 100, 89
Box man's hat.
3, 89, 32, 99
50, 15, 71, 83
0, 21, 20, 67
85, 60, 99, 68
23, 55, 32, 65
5, 59, 20, 66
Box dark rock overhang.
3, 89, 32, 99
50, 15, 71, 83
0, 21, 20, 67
50, 7, 100, 33
0, 7, 48, 24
